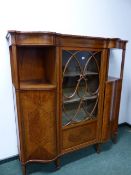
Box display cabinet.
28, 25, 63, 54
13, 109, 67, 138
6, 31, 127, 175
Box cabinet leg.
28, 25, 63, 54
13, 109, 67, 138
112, 133, 118, 144
22, 164, 26, 175
55, 158, 61, 170
95, 143, 101, 154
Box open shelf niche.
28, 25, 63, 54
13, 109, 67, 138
17, 46, 56, 90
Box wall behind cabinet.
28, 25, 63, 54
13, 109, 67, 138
0, 0, 131, 160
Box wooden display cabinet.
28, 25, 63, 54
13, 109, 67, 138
6, 31, 127, 175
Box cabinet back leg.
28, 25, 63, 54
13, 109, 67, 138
22, 164, 26, 175
95, 143, 101, 154
55, 158, 61, 170
112, 133, 118, 144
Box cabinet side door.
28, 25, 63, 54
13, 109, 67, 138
102, 79, 122, 142
18, 90, 57, 163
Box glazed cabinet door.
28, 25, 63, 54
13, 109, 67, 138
60, 48, 108, 153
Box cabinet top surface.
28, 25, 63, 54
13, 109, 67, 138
6, 30, 127, 49
6, 30, 127, 41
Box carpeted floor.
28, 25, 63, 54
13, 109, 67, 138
0, 125, 131, 175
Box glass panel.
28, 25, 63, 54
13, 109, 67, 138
62, 50, 101, 126
62, 99, 98, 126
108, 49, 122, 79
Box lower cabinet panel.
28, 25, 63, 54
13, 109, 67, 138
62, 121, 97, 150
102, 78, 122, 142
18, 90, 57, 162
101, 81, 114, 141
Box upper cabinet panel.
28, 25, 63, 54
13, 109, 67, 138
6, 31, 55, 46
6, 31, 127, 49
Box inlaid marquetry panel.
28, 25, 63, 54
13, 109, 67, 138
19, 90, 57, 161
62, 121, 97, 150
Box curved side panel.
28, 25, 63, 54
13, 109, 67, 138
101, 78, 122, 142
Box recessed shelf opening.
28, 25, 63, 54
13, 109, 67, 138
17, 46, 56, 89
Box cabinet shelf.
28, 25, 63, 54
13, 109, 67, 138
62, 107, 95, 126
108, 76, 120, 81
20, 80, 56, 90
64, 71, 98, 77
63, 90, 97, 104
